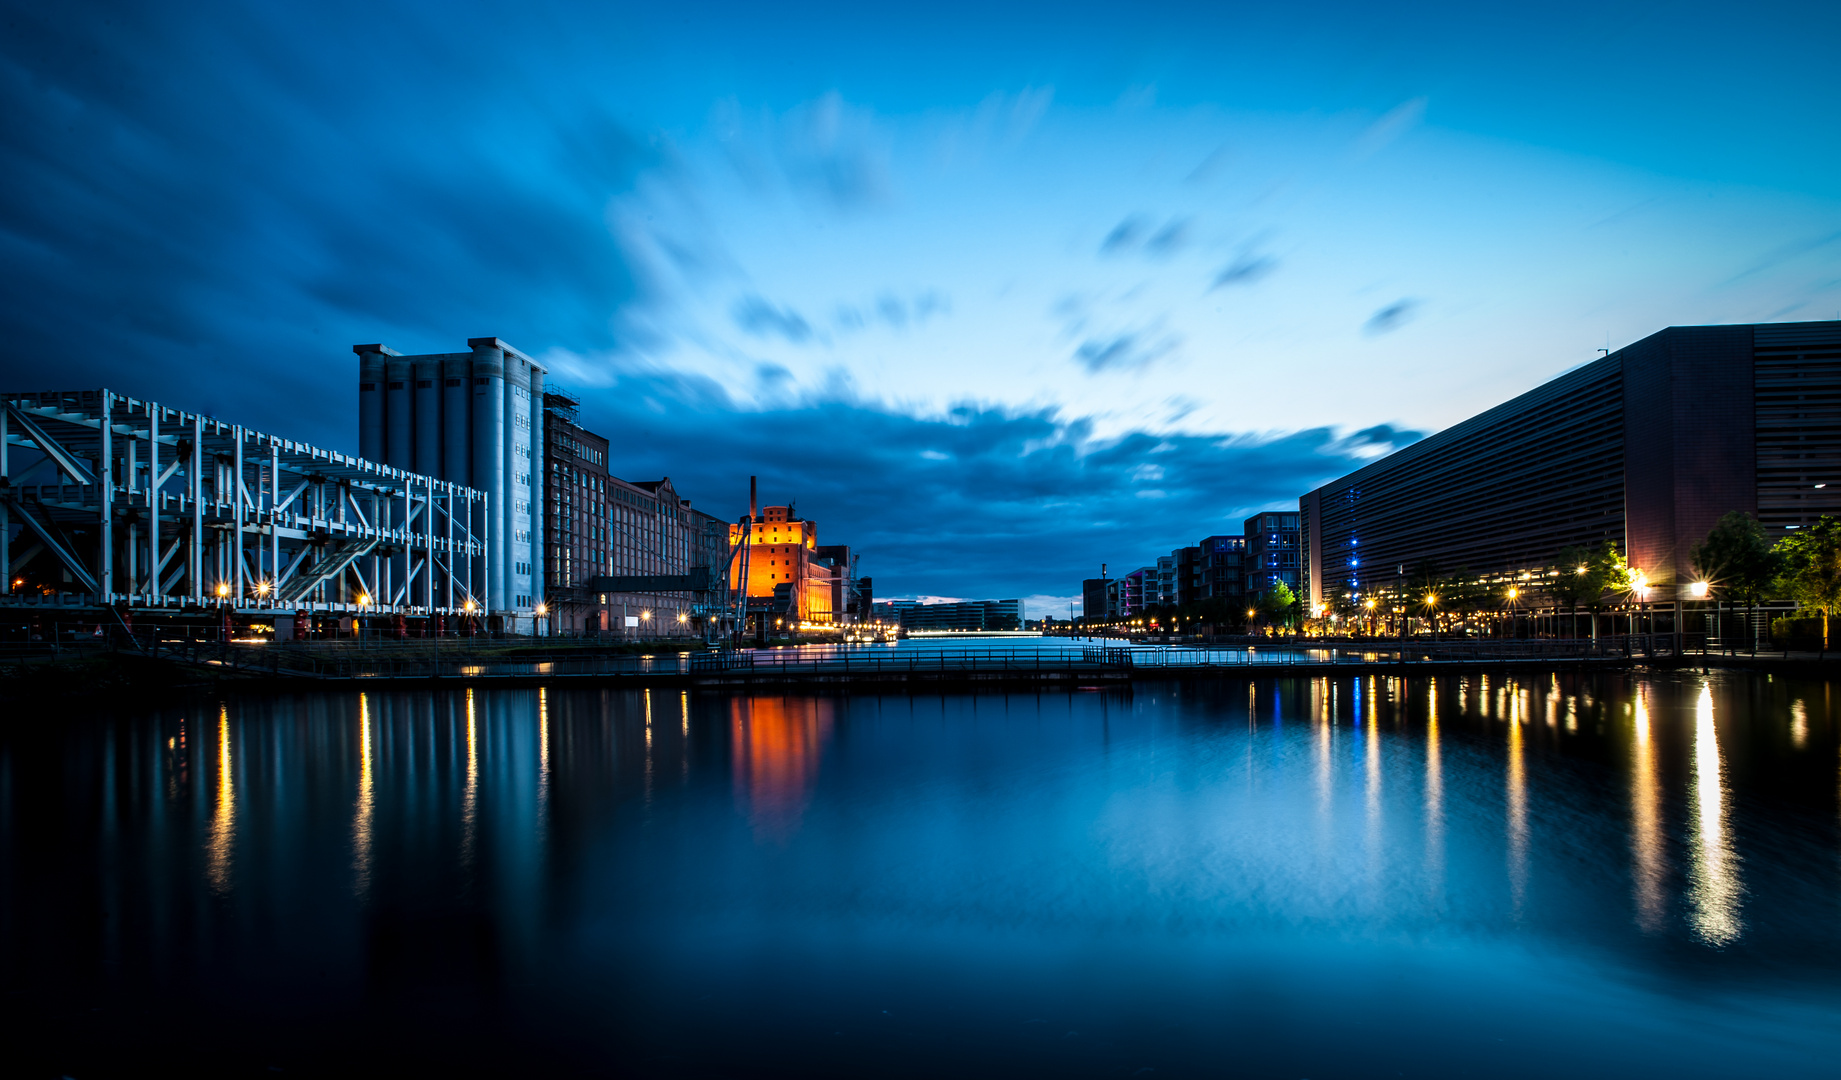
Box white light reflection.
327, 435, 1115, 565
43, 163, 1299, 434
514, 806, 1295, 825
1687, 683, 1742, 945
1630, 685, 1664, 931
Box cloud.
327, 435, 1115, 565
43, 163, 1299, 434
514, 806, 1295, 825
1101, 215, 1189, 259
0, 4, 657, 446
764, 91, 893, 211
565, 366, 1424, 600
1212, 253, 1278, 289
1146, 218, 1191, 257
1074, 328, 1180, 373
1352, 96, 1428, 159
1726, 230, 1841, 284
1100, 216, 1148, 255
834, 290, 951, 333
1363, 299, 1421, 335
732, 295, 815, 342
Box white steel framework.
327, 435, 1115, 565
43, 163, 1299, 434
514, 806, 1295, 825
1, 389, 488, 615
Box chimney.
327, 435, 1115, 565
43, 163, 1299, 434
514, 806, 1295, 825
749, 475, 758, 519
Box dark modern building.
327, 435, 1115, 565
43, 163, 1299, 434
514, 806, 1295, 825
1300, 320, 1841, 610
1244, 511, 1301, 596
1081, 577, 1118, 619
1197, 535, 1246, 602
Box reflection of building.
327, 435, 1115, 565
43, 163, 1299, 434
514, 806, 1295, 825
730, 697, 834, 842
1244, 511, 1301, 595
356, 337, 544, 616
1298, 320, 1841, 609
900, 599, 1023, 631
730, 504, 834, 624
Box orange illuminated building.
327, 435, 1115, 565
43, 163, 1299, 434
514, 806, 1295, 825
729, 505, 835, 623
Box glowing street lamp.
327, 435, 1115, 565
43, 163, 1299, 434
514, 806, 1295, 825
1689, 581, 1709, 599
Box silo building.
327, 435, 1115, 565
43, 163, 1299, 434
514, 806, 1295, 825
356, 337, 544, 621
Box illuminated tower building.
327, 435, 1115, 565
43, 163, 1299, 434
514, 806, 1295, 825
730, 504, 835, 624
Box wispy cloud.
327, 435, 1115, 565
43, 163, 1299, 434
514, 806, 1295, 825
1074, 328, 1181, 373
1363, 299, 1421, 335
732, 295, 815, 342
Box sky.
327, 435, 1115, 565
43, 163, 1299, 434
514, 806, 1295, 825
3, 1, 1839, 615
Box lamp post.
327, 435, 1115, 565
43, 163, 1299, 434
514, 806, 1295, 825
1689, 580, 1709, 665
1504, 586, 1518, 640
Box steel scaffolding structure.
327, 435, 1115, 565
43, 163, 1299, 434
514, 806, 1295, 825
1, 389, 488, 615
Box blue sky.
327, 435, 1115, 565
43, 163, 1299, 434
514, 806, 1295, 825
3, 1, 1838, 613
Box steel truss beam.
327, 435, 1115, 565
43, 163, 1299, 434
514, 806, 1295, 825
1, 389, 490, 616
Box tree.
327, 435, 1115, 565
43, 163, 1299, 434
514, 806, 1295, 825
1553, 541, 1627, 640
1259, 581, 1298, 631
1773, 516, 1841, 649
1690, 511, 1778, 654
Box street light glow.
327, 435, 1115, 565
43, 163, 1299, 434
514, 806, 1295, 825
1690, 581, 1709, 598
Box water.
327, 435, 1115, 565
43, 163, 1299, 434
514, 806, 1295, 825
5, 671, 1841, 1077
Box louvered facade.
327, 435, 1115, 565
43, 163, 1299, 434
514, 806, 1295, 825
1301, 321, 1841, 609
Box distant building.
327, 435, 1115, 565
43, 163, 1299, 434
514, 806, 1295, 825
871, 599, 919, 624
1081, 577, 1119, 619
1154, 554, 1178, 606
1244, 511, 1301, 595
816, 544, 870, 623
901, 599, 1024, 631
1122, 566, 1154, 613
1175, 545, 1203, 605
1197, 535, 1246, 601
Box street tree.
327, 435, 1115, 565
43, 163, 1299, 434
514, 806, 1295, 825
1773, 515, 1841, 649
1689, 511, 1778, 654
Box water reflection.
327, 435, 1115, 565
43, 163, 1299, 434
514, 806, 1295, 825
353, 693, 374, 896
730, 697, 834, 842
206, 704, 234, 894
1630, 685, 1665, 932
1507, 700, 1527, 916
1688, 683, 1743, 945
7, 674, 1841, 1076
1425, 677, 1445, 902
462, 687, 479, 867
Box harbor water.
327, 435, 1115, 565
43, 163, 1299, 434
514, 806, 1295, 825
4, 670, 1840, 1076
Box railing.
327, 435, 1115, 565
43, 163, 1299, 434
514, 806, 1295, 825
0, 632, 1732, 681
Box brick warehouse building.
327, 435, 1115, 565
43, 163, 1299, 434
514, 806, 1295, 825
1300, 320, 1841, 610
